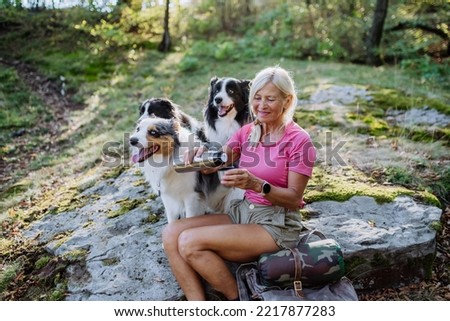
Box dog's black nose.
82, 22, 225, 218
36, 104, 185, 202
214, 97, 222, 104
129, 137, 139, 146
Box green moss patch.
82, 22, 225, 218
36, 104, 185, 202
0, 179, 32, 201
63, 249, 89, 262
102, 257, 120, 266
102, 165, 128, 180
305, 166, 440, 207
345, 87, 450, 145
295, 110, 339, 128
368, 88, 450, 115
21, 185, 89, 223
107, 197, 145, 218
146, 213, 160, 224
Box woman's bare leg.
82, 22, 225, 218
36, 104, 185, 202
178, 224, 280, 300
162, 214, 233, 300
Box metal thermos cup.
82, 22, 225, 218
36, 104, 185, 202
174, 151, 228, 173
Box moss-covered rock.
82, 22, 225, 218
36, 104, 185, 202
305, 166, 440, 207
107, 197, 146, 218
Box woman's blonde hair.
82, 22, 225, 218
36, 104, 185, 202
249, 66, 297, 124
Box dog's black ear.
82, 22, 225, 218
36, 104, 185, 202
139, 99, 149, 115
240, 80, 251, 103
210, 76, 218, 87
240, 80, 251, 91
161, 98, 176, 111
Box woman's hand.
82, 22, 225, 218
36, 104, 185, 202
220, 168, 262, 191
183, 145, 220, 175
183, 145, 205, 165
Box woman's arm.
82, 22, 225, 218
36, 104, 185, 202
223, 144, 240, 167
220, 169, 309, 210
260, 171, 310, 210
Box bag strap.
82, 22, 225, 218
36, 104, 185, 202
298, 229, 327, 244
290, 248, 305, 298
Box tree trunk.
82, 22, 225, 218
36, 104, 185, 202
243, 0, 251, 16
158, 0, 172, 53
366, 0, 389, 66
218, 0, 228, 32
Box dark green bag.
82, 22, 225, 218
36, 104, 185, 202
257, 230, 345, 294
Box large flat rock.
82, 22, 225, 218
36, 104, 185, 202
24, 168, 180, 301
24, 168, 443, 299
303, 196, 442, 290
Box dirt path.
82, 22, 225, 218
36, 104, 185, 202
0, 59, 84, 188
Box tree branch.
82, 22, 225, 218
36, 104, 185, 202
386, 21, 449, 40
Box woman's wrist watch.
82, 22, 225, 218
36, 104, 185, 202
260, 181, 271, 196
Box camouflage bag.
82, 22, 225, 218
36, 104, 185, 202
257, 230, 346, 296
236, 263, 357, 301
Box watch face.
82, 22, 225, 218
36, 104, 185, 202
263, 182, 271, 194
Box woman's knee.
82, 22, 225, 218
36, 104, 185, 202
162, 221, 182, 252
178, 229, 201, 262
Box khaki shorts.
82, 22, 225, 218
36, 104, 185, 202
228, 198, 302, 249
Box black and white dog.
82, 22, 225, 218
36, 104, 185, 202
138, 97, 207, 143
199, 77, 254, 212
204, 77, 253, 145
130, 117, 207, 223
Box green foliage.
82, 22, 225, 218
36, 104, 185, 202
0, 262, 19, 293
178, 56, 200, 72
1, 1, 447, 88
214, 41, 237, 61
0, 8, 119, 92
35, 255, 51, 269
385, 167, 418, 186
400, 56, 450, 90
185, 1, 222, 38
0, 0, 22, 9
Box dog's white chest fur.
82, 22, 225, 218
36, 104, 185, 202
206, 114, 241, 145
143, 161, 205, 222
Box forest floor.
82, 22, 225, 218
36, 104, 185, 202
1, 60, 449, 301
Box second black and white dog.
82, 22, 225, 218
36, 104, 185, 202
204, 77, 253, 146
198, 77, 254, 212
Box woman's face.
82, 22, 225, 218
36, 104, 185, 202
252, 82, 291, 126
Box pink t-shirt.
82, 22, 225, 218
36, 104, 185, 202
227, 121, 316, 206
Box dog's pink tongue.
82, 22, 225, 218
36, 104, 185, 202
131, 149, 145, 163
218, 106, 227, 116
